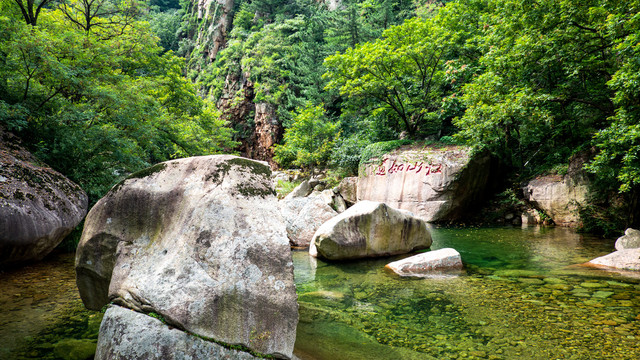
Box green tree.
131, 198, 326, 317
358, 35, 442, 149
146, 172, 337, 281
274, 104, 340, 170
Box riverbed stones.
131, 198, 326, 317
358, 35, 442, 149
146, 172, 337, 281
385, 248, 463, 276
96, 305, 256, 360
357, 145, 491, 222
615, 228, 640, 251
280, 195, 338, 247
76, 155, 298, 358
310, 201, 431, 260
0, 128, 88, 267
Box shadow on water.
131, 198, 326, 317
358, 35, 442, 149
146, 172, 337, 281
293, 226, 640, 360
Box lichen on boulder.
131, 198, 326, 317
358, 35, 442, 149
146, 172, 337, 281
76, 155, 298, 359
0, 128, 88, 268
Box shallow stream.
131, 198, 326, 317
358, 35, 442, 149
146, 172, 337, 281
1, 226, 639, 360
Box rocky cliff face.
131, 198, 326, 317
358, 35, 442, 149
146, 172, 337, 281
0, 128, 88, 268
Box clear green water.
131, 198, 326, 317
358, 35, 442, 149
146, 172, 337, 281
293, 226, 640, 360
2, 227, 639, 360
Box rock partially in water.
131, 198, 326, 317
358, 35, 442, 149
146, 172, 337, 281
357, 145, 491, 222
523, 152, 591, 227
0, 128, 88, 268
615, 228, 640, 251
96, 305, 257, 360
386, 248, 463, 277
587, 248, 640, 271
280, 195, 338, 247
310, 201, 431, 260
76, 155, 298, 359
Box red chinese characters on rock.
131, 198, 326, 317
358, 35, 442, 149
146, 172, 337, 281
373, 158, 442, 176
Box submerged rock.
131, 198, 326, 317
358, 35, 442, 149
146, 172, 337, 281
357, 145, 490, 222
280, 195, 338, 247
386, 248, 463, 277
615, 228, 640, 251
96, 305, 256, 360
0, 129, 88, 268
310, 201, 431, 260
76, 155, 298, 359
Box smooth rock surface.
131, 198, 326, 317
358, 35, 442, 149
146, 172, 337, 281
96, 305, 257, 360
615, 228, 640, 251
310, 201, 431, 260
76, 155, 298, 358
0, 129, 88, 267
386, 248, 463, 276
587, 249, 640, 271
280, 195, 338, 247
357, 146, 490, 222
523, 175, 588, 227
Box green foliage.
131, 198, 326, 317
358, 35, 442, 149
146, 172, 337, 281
274, 104, 340, 170
359, 139, 412, 166
0, 1, 238, 205
275, 179, 302, 199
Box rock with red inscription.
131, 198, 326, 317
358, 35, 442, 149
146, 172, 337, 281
357, 145, 490, 222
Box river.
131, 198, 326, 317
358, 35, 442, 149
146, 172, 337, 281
1, 226, 639, 359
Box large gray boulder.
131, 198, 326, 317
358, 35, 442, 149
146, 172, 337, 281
310, 201, 431, 260
96, 305, 256, 360
357, 146, 490, 222
523, 175, 588, 227
334, 177, 357, 206
0, 129, 88, 267
280, 195, 338, 247
76, 155, 298, 359
615, 228, 640, 251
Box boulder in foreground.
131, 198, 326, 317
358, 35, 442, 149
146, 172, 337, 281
0, 129, 88, 267
310, 201, 431, 260
386, 248, 463, 277
76, 155, 298, 359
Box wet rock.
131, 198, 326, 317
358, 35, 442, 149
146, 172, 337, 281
0, 128, 88, 268
76, 155, 298, 359
385, 248, 463, 277
96, 305, 257, 360
587, 249, 640, 271
280, 195, 338, 247
357, 146, 491, 221
615, 228, 640, 251
310, 201, 431, 260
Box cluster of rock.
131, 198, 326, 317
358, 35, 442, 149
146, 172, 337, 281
0, 128, 88, 268
587, 229, 640, 271
76, 156, 298, 359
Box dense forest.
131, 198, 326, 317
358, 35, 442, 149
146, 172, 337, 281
1, 0, 639, 234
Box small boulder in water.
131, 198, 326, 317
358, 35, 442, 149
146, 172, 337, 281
310, 201, 431, 260
385, 248, 463, 277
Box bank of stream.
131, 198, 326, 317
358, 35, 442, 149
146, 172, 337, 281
1, 226, 639, 359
